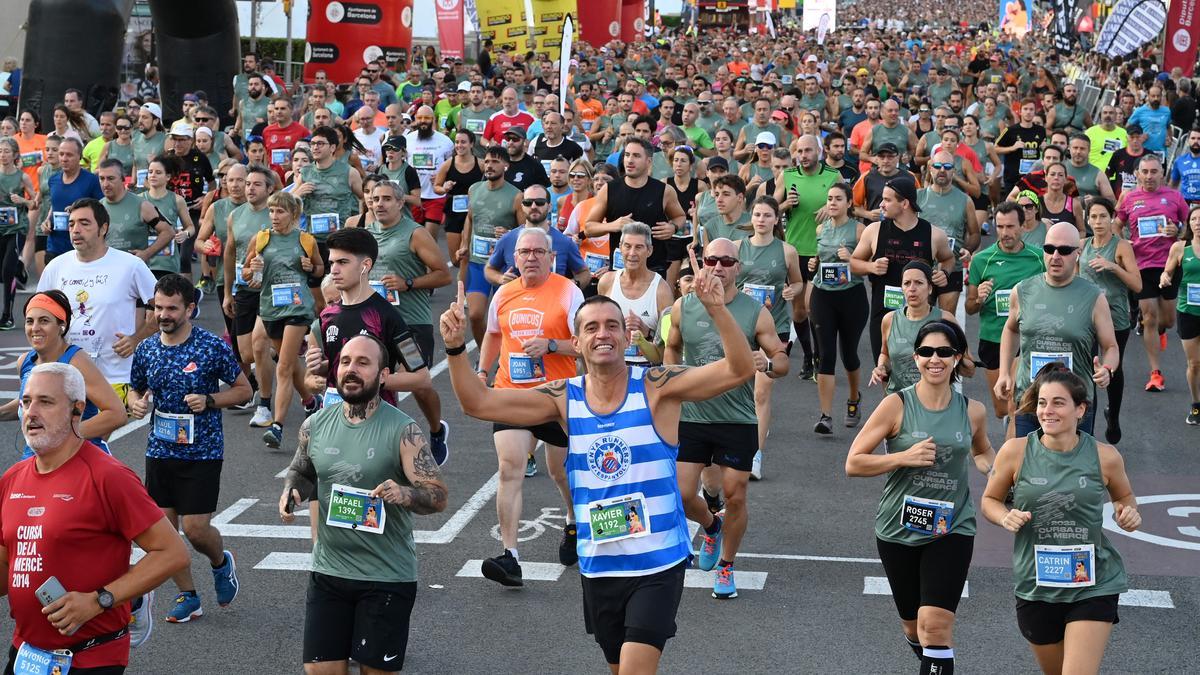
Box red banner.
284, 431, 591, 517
578, 0, 621, 47
1164, 0, 1198, 77
619, 0, 642, 43
303, 0, 414, 84
436, 0, 466, 60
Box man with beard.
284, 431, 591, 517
235, 74, 271, 138
824, 132, 860, 183
296, 127, 364, 306
404, 106, 455, 238
837, 88, 868, 140
501, 126, 548, 191
165, 123, 215, 284
1065, 134, 1116, 201
995, 99, 1046, 195
486, 184, 589, 285
280, 334, 448, 673
482, 86, 535, 146
859, 100, 916, 176
128, 274, 251, 623
852, 143, 918, 223
132, 103, 166, 189
1128, 86, 1174, 155
848, 98, 881, 168
1085, 105, 1128, 173
919, 151, 980, 314
1046, 83, 1092, 135
1169, 128, 1200, 205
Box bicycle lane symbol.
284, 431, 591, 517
490, 507, 569, 543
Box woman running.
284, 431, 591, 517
808, 183, 868, 433
668, 146, 704, 289
872, 261, 970, 394
982, 365, 1140, 675
0, 137, 34, 328
848, 320, 994, 675
144, 154, 195, 279
433, 129, 482, 266
1039, 163, 1083, 236
97, 115, 135, 180
1160, 204, 1200, 425
1080, 198, 1141, 443
344, 173, 386, 229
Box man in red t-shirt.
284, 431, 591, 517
262, 96, 310, 183
482, 86, 535, 146
0, 364, 187, 672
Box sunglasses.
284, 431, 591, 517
704, 256, 738, 267
1043, 244, 1079, 256
1020, 203, 1037, 210
568, 172, 589, 178
521, 198, 548, 207
756, 143, 775, 149
931, 162, 955, 170
915, 346, 959, 358
116, 125, 132, 131
194, 117, 213, 123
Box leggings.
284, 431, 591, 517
1106, 327, 1131, 422
0, 232, 21, 319
810, 285, 869, 376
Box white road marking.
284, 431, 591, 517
456, 559, 565, 581
1119, 590, 1175, 608
737, 552, 883, 564
254, 551, 313, 571
863, 576, 969, 598
685, 569, 767, 591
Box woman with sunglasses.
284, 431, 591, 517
197, 161, 247, 331
565, 164, 616, 294
97, 115, 135, 180
738, 196, 804, 478
1080, 198, 1140, 443
981, 365, 1139, 675
1016, 191, 1047, 249
1039, 163, 1083, 236
0, 137, 33, 329
739, 132, 776, 190
557, 158, 594, 231
848, 319, 994, 675
144, 155, 194, 279
1159, 204, 1200, 425
873, 260, 972, 394
434, 129, 483, 265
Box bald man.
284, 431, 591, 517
405, 105, 456, 237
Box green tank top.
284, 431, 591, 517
745, 162, 773, 184
104, 141, 134, 177
241, 96, 270, 129
370, 217, 431, 325
700, 210, 750, 245
1065, 161, 1101, 199
966, 139, 989, 169
258, 228, 315, 321
1052, 102, 1086, 131
131, 131, 164, 175
695, 191, 718, 232
103, 192, 147, 254
886, 306, 941, 394
380, 162, 413, 191
745, 122, 786, 148
230, 202, 272, 293
918, 187, 968, 272
979, 114, 1003, 140
650, 152, 671, 181
144, 191, 181, 274
869, 122, 911, 156
875, 386, 976, 544
1012, 432, 1127, 602
308, 403, 418, 583
1021, 221, 1047, 250
458, 108, 493, 156
1014, 275, 1101, 401
208, 198, 243, 287
0, 169, 29, 235
300, 162, 358, 241
814, 219, 863, 291
1079, 236, 1131, 331
679, 292, 760, 424
1178, 244, 1200, 317
467, 181, 520, 265
737, 237, 789, 334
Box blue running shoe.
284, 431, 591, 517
263, 423, 282, 448
165, 592, 203, 623
212, 550, 239, 607
697, 514, 723, 571
430, 420, 450, 466
713, 563, 737, 599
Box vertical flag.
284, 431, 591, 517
1052, 0, 1078, 53
560, 14, 574, 115
436, 0, 466, 60
1163, 0, 1198, 76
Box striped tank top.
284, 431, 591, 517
566, 367, 691, 578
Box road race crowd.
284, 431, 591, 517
0, 3, 1196, 673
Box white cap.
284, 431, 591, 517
168, 121, 194, 137
457, 81, 472, 92
806, 54, 818, 63
754, 131, 777, 146
143, 102, 162, 120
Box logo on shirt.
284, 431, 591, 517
53, 493, 74, 501
508, 308, 545, 341
8, 493, 34, 500
183, 362, 198, 373
326, 324, 340, 343
26, 507, 44, 517
587, 434, 632, 481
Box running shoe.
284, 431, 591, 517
814, 414, 833, 435
558, 523, 578, 567
1160, 333, 1168, 351
430, 420, 450, 466
263, 423, 283, 448
845, 397, 862, 428
129, 591, 153, 648
231, 394, 256, 413
0, 316, 14, 331
249, 405, 273, 427
798, 357, 816, 382
1145, 370, 1165, 392
697, 514, 723, 571
1104, 407, 1122, 445
712, 563, 737, 599
302, 396, 321, 418
1187, 404, 1200, 426
524, 453, 538, 477
212, 550, 239, 607
702, 488, 724, 515
165, 592, 202, 623
481, 551, 524, 587
196, 277, 214, 294
749, 450, 763, 481
191, 288, 203, 320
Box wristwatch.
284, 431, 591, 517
547, 339, 558, 354
96, 588, 114, 610
405, 277, 415, 291
205, 394, 216, 410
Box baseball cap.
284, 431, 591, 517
168, 121, 194, 137
885, 176, 921, 212
857, 67, 870, 77
504, 125, 527, 140
183, 93, 199, 103
143, 102, 162, 120
457, 81, 472, 92
755, 131, 778, 146
707, 156, 729, 171
1157, 72, 1171, 81
771, 110, 790, 123
382, 136, 406, 151
1126, 123, 1144, 135
806, 54, 818, 63
876, 142, 900, 155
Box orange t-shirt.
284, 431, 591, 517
575, 98, 604, 132
486, 273, 584, 389
15, 133, 46, 192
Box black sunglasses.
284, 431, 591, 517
521, 198, 548, 207
116, 125, 132, 131
194, 117, 213, 123
915, 346, 958, 358
704, 256, 738, 267
1043, 244, 1078, 256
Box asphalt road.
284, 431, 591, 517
0, 238, 1196, 674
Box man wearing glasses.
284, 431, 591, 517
486, 185, 589, 286
919, 151, 981, 314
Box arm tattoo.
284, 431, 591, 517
645, 365, 688, 387
284, 418, 317, 501
400, 422, 447, 515
533, 380, 566, 400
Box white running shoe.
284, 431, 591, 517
129, 591, 154, 648
749, 450, 763, 481
249, 405, 273, 428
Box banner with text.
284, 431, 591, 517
304, 0, 414, 83
532, 0, 575, 60
477, 0, 529, 54
1164, 0, 1198, 76
436, 0, 466, 60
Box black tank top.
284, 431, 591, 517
872, 216, 934, 299
443, 157, 483, 226
1040, 194, 1075, 227
606, 177, 668, 272
670, 176, 700, 214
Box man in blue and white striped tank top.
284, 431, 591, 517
440, 275, 755, 674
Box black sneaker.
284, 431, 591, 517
844, 398, 862, 428
558, 523, 578, 567
1104, 407, 1122, 445
1187, 404, 1200, 426
703, 488, 724, 515
0, 316, 14, 331
798, 358, 816, 381
814, 414, 833, 434
481, 551, 523, 587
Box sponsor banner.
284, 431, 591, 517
1164, 0, 1198, 76
436, 0, 466, 60
303, 0, 413, 83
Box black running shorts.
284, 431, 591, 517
303, 571, 417, 670
581, 561, 686, 665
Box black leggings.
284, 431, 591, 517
1106, 327, 1131, 423
877, 533, 974, 620
810, 285, 869, 376
868, 283, 892, 362
0, 232, 21, 319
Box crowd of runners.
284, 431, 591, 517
0, 4, 1196, 674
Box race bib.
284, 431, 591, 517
323, 386, 343, 408
153, 410, 195, 445
51, 211, 69, 232
581, 119, 594, 132
326, 483, 385, 534
612, 250, 625, 270
1030, 350, 1072, 375
12, 643, 72, 675
438, 115, 448, 129
901, 495, 955, 536
270, 148, 290, 165
1135, 215, 1165, 238
673, 220, 693, 239
508, 353, 546, 384
1187, 283, 1200, 307
883, 284, 904, 310
1018, 158, 1036, 174
587, 493, 652, 543
0, 207, 18, 226
742, 282, 776, 307
307, 212, 340, 235
271, 283, 304, 307
135, 169, 148, 189
19, 151, 41, 169
410, 152, 434, 170
820, 262, 850, 286
1034, 544, 1096, 588
368, 280, 400, 305
464, 118, 486, 134
1102, 139, 1122, 153
781, 74, 794, 85
585, 253, 608, 275
147, 235, 176, 257
995, 288, 1012, 316
452, 194, 469, 213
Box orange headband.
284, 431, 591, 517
26, 294, 68, 323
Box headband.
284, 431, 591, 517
26, 293, 68, 323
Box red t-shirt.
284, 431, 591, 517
263, 122, 311, 180
483, 110, 535, 144
0, 442, 163, 668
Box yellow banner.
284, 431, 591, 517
477, 0, 529, 54
532, 0, 576, 60
779, 0, 796, 7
